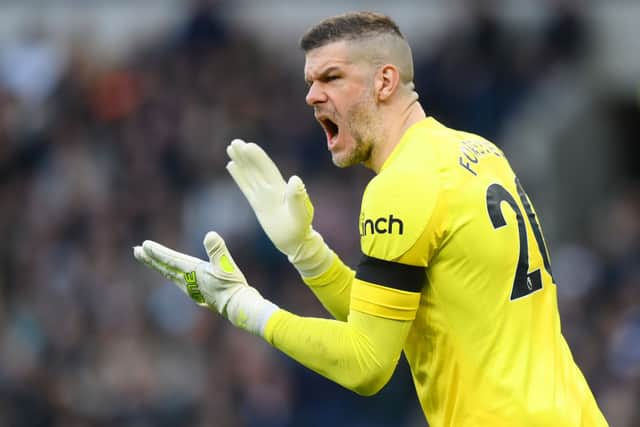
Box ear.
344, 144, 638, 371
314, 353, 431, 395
375, 64, 400, 102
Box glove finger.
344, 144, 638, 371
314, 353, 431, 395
227, 140, 269, 193
226, 138, 247, 162
286, 175, 314, 224
203, 231, 240, 274
142, 240, 202, 272
134, 245, 182, 283
226, 160, 255, 199
227, 140, 257, 182
136, 245, 207, 306
243, 142, 286, 188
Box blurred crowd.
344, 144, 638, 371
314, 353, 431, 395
0, 1, 638, 426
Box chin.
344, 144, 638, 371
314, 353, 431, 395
331, 152, 360, 168
330, 155, 348, 168
329, 151, 351, 168
330, 135, 371, 168
332, 159, 352, 168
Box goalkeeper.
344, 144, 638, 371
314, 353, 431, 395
134, 11, 607, 427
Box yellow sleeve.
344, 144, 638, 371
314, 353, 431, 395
264, 280, 419, 396
301, 254, 354, 321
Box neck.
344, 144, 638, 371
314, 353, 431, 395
366, 99, 426, 173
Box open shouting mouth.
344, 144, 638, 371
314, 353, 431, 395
317, 114, 340, 150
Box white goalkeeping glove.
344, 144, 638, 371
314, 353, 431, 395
133, 231, 278, 336
226, 139, 334, 278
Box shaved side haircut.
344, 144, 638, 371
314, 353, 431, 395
299, 11, 404, 51
300, 11, 415, 86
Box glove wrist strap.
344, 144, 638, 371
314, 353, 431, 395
223, 286, 279, 337
288, 230, 334, 278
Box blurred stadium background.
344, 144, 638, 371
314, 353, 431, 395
0, 0, 639, 426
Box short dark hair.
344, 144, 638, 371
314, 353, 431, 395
299, 11, 404, 52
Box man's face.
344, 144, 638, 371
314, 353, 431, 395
304, 41, 381, 168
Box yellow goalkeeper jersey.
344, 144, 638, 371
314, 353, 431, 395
357, 117, 607, 426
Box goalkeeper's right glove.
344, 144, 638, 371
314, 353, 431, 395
226, 139, 334, 278
133, 231, 278, 336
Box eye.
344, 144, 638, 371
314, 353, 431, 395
326, 75, 339, 82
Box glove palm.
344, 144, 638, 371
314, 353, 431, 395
134, 231, 246, 313
226, 139, 333, 276
134, 232, 277, 335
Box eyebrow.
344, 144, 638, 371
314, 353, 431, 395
305, 65, 342, 85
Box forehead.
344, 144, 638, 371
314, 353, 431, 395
303, 41, 353, 78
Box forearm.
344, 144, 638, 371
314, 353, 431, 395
135, 230, 419, 397
264, 308, 412, 396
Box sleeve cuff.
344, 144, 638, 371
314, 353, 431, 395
263, 308, 289, 345
302, 254, 355, 288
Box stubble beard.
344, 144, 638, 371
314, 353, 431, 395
331, 94, 380, 168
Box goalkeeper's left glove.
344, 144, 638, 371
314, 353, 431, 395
133, 231, 278, 336
226, 139, 335, 278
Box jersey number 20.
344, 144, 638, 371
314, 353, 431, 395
486, 178, 554, 300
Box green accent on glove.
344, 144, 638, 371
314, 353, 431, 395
134, 232, 280, 337
220, 254, 234, 273
236, 308, 249, 330
184, 271, 205, 304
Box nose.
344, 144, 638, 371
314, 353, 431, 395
305, 82, 327, 106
